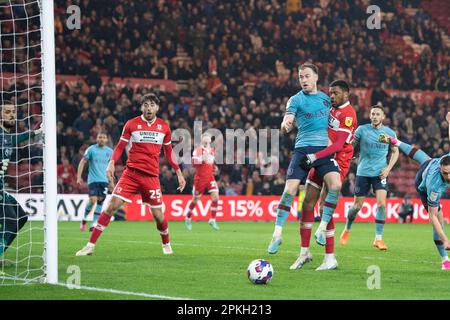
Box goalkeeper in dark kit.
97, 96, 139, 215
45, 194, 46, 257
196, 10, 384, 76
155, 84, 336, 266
0, 101, 43, 266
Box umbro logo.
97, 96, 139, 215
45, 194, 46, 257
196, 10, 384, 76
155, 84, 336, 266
137, 125, 142, 129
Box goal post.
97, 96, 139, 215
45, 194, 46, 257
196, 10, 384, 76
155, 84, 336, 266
41, 0, 57, 285
0, 0, 57, 285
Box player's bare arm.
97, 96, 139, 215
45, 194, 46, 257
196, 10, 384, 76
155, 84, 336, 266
281, 114, 294, 134
106, 160, 116, 184
380, 145, 399, 180
428, 206, 450, 249
77, 158, 87, 185
176, 168, 186, 192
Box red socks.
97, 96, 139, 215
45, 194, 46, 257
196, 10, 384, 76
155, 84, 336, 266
210, 200, 218, 219
300, 209, 314, 247
156, 218, 170, 244
326, 218, 335, 254
89, 212, 112, 244
186, 202, 196, 218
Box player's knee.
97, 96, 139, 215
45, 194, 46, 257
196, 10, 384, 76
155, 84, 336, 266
303, 199, 315, 211
105, 199, 121, 216
211, 193, 219, 201
97, 197, 105, 205
89, 197, 97, 205
328, 181, 342, 193
283, 185, 298, 196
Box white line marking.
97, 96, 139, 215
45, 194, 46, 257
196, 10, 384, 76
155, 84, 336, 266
0, 275, 193, 299
53, 282, 194, 300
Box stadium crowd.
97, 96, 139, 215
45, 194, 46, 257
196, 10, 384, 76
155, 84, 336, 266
8, 0, 450, 198
53, 0, 448, 91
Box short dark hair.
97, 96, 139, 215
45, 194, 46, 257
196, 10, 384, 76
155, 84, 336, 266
440, 155, 450, 166
371, 104, 384, 113
329, 80, 350, 93
140, 93, 160, 105
299, 63, 318, 75
1, 100, 14, 107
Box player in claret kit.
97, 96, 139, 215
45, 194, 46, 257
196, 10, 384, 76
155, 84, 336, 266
290, 80, 357, 270
75, 93, 186, 256
185, 134, 220, 231
379, 112, 450, 270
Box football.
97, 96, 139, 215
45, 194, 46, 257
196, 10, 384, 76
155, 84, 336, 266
247, 259, 274, 284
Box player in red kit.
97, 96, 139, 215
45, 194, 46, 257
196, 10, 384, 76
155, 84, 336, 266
76, 93, 186, 256
291, 80, 357, 271
185, 134, 220, 230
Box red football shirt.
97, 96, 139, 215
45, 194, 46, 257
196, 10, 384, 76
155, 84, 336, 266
192, 147, 215, 182
328, 101, 357, 155
120, 115, 173, 176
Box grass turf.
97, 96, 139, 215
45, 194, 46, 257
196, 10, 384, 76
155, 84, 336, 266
0, 220, 448, 300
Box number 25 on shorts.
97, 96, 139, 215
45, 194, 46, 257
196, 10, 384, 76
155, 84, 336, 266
149, 189, 162, 200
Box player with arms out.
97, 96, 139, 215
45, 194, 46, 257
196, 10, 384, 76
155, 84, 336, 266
77, 132, 113, 232
340, 105, 399, 250
379, 112, 450, 270
267, 63, 341, 254
0, 101, 43, 266
185, 134, 220, 230
76, 93, 186, 256
291, 80, 357, 270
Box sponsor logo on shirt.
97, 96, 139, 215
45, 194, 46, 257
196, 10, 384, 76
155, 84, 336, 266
430, 192, 438, 202
131, 131, 165, 144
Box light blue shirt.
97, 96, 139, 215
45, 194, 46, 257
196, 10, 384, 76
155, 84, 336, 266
418, 154, 450, 207
355, 124, 397, 177
285, 90, 330, 148
83, 144, 113, 184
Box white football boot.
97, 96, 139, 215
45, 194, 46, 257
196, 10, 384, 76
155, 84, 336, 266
75, 243, 95, 256
162, 243, 173, 255
289, 251, 313, 270
315, 256, 338, 271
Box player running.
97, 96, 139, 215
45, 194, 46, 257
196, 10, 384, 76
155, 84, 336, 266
0, 101, 43, 266
76, 93, 186, 256
77, 132, 113, 232
185, 134, 220, 231
267, 63, 341, 254
379, 112, 450, 270
290, 80, 357, 270
339, 105, 399, 250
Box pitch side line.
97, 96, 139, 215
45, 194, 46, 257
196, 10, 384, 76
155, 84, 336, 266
63, 235, 438, 265
0, 274, 193, 300
54, 282, 194, 300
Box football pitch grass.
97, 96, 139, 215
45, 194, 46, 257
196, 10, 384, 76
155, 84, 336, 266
1, 221, 450, 300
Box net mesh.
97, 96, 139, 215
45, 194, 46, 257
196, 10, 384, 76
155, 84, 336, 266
0, 0, 45, 285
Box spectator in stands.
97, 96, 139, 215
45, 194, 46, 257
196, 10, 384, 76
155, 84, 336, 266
73, 110, 94, 139
57, 157, 77, 193
398, 196, 414, 223
41, 0, 450, 197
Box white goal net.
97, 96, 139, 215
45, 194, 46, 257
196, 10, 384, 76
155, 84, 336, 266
0, 0, 56, 285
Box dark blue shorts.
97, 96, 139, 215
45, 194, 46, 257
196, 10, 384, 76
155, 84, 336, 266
414, 159, 437, 209
88, 182, 109, 198
354, 175, 388, 196
286, 146, 340, 182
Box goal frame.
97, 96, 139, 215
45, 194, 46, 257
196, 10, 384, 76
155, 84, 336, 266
41, 0, 57, 284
